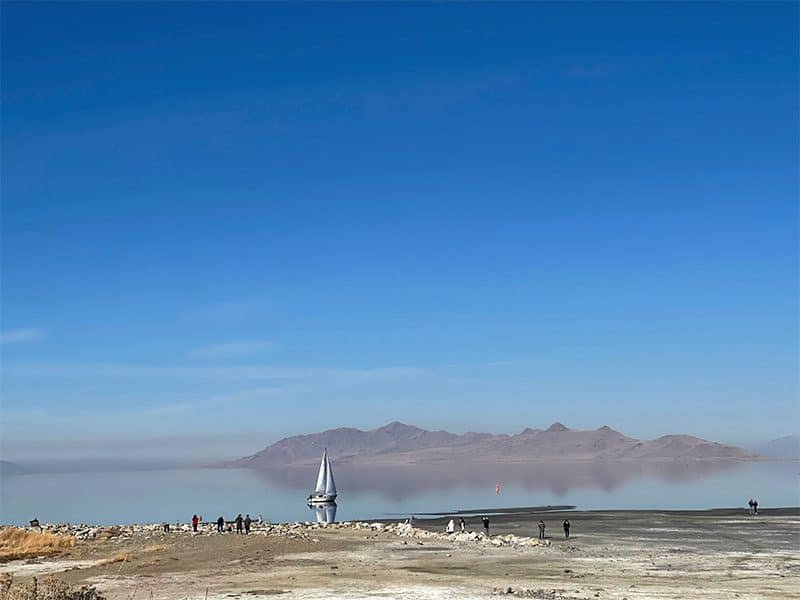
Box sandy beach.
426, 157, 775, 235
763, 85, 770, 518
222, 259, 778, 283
1, 508, 798, 599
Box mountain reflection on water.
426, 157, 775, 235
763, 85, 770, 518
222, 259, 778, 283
2, 459, 794, 526
257, 460, 747, 501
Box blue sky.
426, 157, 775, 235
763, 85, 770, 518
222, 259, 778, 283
1, 2, 797, 460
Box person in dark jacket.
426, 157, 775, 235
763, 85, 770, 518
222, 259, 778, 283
537, 520, 546, 539
216, 516, 225, 533
244, 514, 252, 534
563, 519, 571, 539
235, 514, 244, 534
192, 514, 199, 532
459, 518, 466, 533
482, 516, 490, 535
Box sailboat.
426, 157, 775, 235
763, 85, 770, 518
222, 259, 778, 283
307, 448, 337, 504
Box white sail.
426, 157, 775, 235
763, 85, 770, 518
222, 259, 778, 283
324, 454, 336, 496
314, 449, 327, 494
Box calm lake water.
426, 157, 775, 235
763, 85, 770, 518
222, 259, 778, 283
1, 460, 798, 526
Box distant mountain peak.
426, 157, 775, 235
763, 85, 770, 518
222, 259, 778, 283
520, 427, 540, 435
546, 422, 569, 432
375, 421, 422, 436
755, 434, 799, 459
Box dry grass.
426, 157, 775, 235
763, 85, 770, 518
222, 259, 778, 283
0, 574, 105, 600
0, 528, 75, 563
102, 551, 131, 565
142, 544, 166, 554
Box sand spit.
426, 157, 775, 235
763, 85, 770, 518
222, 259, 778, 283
1, 509, 798, 599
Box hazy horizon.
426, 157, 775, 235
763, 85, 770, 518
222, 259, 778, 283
2, 420, 797, 464
1, 3, 797, 461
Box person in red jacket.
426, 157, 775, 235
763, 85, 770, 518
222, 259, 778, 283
192, 514, 199, 532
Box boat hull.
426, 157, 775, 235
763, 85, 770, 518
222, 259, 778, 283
307, 493, 337, 504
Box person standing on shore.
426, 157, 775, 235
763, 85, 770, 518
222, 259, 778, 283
244, 514, 252, 534
192, 514, 199, 532
482, 516, 490, 535
563, 519, 570, 539
538, 520, 545, 540
459, 518, 466, 533
446, 519, 455, 534
753, 499, 759, 514
748, 499, 754, 514
216, 516, 224, 533
235, 514, 244, 534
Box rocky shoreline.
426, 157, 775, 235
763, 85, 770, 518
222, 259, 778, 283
12, 519, 550, 550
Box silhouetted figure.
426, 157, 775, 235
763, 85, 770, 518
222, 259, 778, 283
192, 514, 199, 532
482, 516, 490, 535
459, 518, 466, 533
162, 522, 170, 533
244, 514, 252, 534
29, 518, 40, 529
753, 499, 759, 514
538, 520, 546, 540
748, 499, 754, 515
235, 514, 244, 534
216, 516, 224, 533
563, 519, 571, 539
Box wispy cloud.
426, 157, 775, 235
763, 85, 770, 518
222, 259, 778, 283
187, 340, 272, 361
0, 328, 47, 344
0, 362, 437, 433
0, 362, 427, 383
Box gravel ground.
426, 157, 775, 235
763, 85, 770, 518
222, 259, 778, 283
1, 508, 798, 600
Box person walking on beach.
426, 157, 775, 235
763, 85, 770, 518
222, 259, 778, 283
748, 499, 754, 515
192, 514, 199, 532
244, 514, 252, 534
216, 516, 225, 533
459, 518, 466, 533
753, 499, 759, 514
538, 520, 546, 540
235, 514, 244, 534
563, 519, 570, 539
482, 516, 490, 536
446, 519, 455, 534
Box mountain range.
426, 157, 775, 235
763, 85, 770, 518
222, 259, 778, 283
227, 421, 758, 468
754, 435, 800, 459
